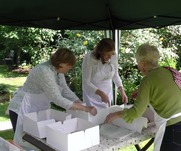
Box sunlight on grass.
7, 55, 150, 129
0, 129, 14, 140
0, 65, 27, 122
0, 77, 26, 93
0, 65, 27, 93
138, 139, 153, 151
119, 139, 153, 151
119, 145, 136, 151
0, 65, 28, 78
0, 77, 27, 85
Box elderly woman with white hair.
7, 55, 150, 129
105, 43, 181, 151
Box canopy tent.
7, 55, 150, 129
1, 0, 181, 104
0, 0, 181, 30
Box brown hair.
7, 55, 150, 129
93, 38, 115, 60
50, 48, 76, 69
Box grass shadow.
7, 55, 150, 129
0, 65, 28, 78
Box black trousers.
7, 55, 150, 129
9, 110, 18, 132
160, 121, 181, 151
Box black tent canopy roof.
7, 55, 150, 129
0, 0, 181, 30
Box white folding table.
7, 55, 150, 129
23, 125, 156, 151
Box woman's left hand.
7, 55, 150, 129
85, 106, 97, 116
119, 87, 128, 104
121, 92, 128, 104
104, 111, 122, 124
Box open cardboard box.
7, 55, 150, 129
23, 109, 71, 138
46, 118, 100, 151
0, 137, 21, 151
67, 105, 123, 125
67, 105, 155, 133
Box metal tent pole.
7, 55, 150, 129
104, 29, 120, 105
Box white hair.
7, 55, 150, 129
135, 43, 160, 66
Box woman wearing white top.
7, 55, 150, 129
82, 38, 128, 109
8, 48, 97, 150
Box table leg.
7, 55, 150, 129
134, 138, 154, 151
23, 134, 55, 151
135, 144, 141, 151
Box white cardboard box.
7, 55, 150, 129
0, 137, 21, 151
67, 105, 122, 125
23, 109, 71, 138
67, 105, 154, 133
46, 118, 100, 151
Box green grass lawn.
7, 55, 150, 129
0, 65, 27, 140
119, 140, 153, 151
0, 130, 14, 140
0, 65, 27, 123
0, 101, 14, 140
0, 102, 10, 121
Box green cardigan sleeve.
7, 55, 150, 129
122, 77, 150, 123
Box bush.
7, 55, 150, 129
0, 84, 9, 94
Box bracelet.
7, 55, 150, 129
118, 86, 123, 91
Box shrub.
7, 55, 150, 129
0, 84, 9, 94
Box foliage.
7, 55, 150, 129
0, 84, 9, 94
57, 30, 104, 99
0, 26, 57, 66
0, 25, 181, 104
116, 27, 179, 104
0, 26, 181, 147
56, 28, 180, 103
155, 26, 181, 69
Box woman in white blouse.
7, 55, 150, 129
8, 48, 97, 150
82, 38, 128, 109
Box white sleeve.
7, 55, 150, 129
36, 67, 74, 110
82, 53, 98, 94
112, 54, 123, 87
58, 74, 79, 102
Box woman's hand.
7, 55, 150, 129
118, 87, 128, 104
121, 92, 128, 104
104, 111, 122, 124
101, 93, 110, 107
96, 89, 110, 107
85, 106, 97, 116
71, 103, 97, 116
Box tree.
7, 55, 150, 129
0, 25, 180, 104
0, 26, 57, 66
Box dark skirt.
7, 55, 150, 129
160, 121, 181, 151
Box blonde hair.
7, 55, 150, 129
50, 48, 76, 69
135, 43, 160, 66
